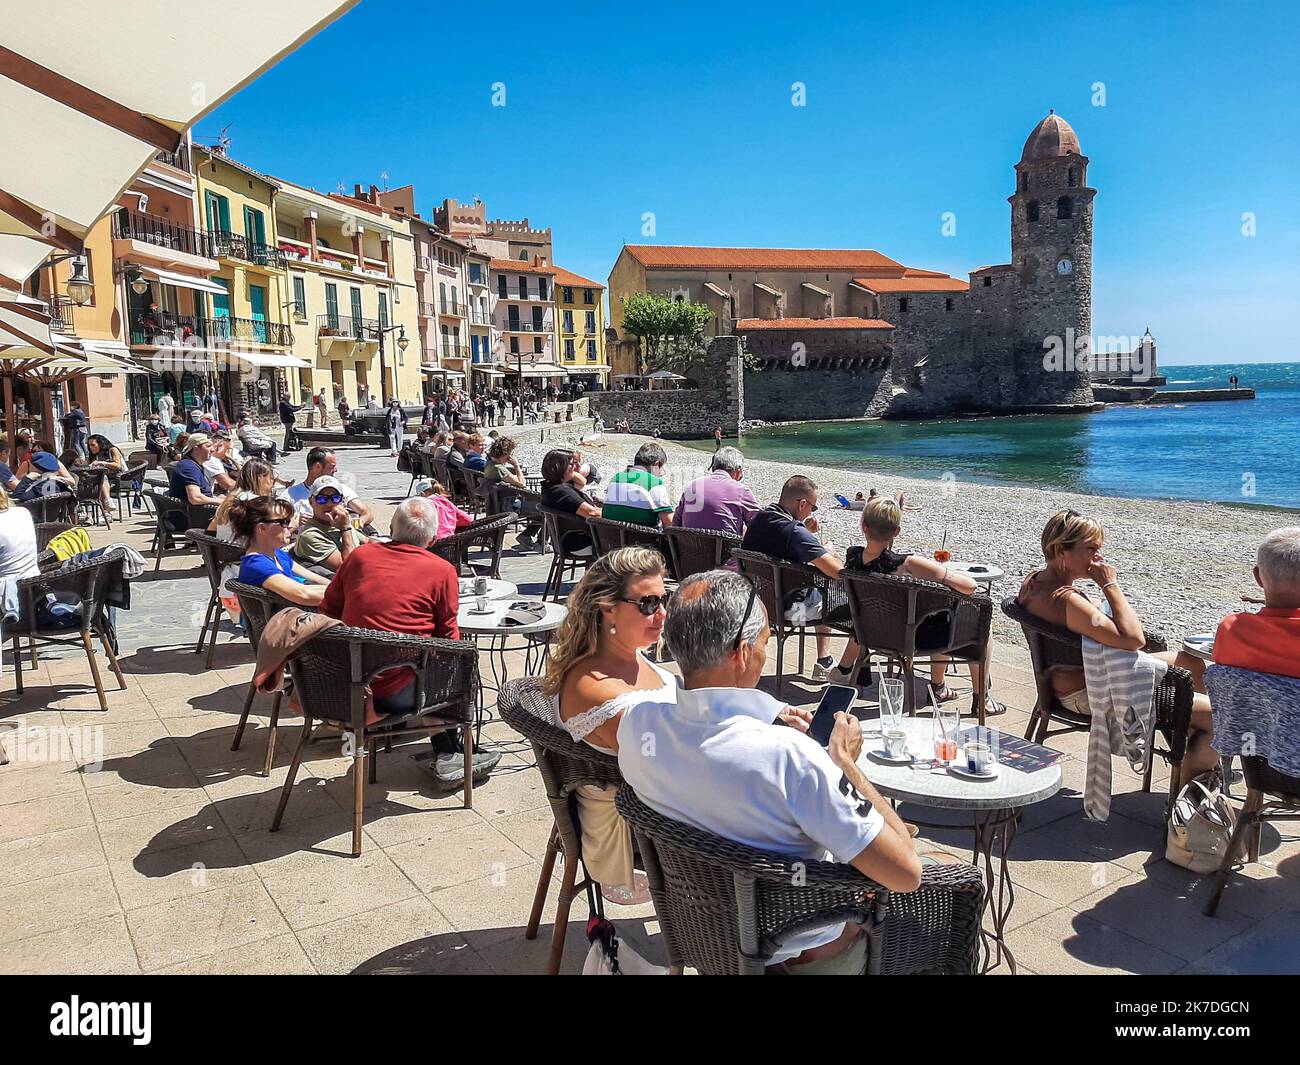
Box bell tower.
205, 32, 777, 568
1009, 111, 1097, 406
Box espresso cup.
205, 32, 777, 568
474, 576, 488, 596
965, 741, 994, 774
475, 595, 488, 612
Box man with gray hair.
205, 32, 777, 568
672, 445, 758, 535
320, 496, 501, 787
1214, 526, 1300, 679
618, 569, 937, 974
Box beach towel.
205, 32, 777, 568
1081, 635, 1167, 821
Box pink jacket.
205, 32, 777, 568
431, 494, 472, 540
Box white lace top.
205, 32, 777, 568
553, 655, 678, 755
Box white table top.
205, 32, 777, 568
457, 577, 518, 601
457, 598, 567, 636
1181, 633, 1215, 662
948, 561, 1005, 583
856, 717, 1062, 812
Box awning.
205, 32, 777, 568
0, 293, 54, 354
0, 1, 359, 288
470, 366, 506, 376
137, 266, 228, 296
505, 362, 569, 377
224, 350, 312, 370
135, 351, 217, 371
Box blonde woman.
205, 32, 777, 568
542, 547, 675, 902
1018, 509, 1216, 786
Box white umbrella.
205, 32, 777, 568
0, 292, 54, 354
0, 0, 359, 288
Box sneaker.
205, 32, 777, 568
831, 664, 874, 696
810, 656, 836, 683
428, 749, 502, 789
516, 532, 536, 548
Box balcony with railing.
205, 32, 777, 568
209, 231, 287, 269
317, 314, 381, 342
441, 344, 471, 360
417, 298, 435, 319
129, 310, 293, 349
153, 146, 191, 173
468, 309, 492, 326
439, 299, 466, 318
48, 295, 77, 335
114, 209, 215, 261
500, 319, 553, 333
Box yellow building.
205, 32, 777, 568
192, 145, 300, 419
553, 267, 608, 387
273, 181, 422, 411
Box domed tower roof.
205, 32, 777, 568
1020, 110, 1082, 162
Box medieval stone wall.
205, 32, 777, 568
740, 325, 894, 420
587, 335, 743, 438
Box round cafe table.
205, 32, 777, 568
1181, 633, 1215, 662
947, 561, 1005, 595
456, 599, 567, 731
855, 715, 1061, 974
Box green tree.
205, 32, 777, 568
620, 293, 713, 378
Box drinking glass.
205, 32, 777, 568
932, 698, 959, 764
878, 677, 904, 733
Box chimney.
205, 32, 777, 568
353, 183, 364, 199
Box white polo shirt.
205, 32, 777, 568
617, 685, 884, 963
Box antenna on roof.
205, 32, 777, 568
215, 125, 232, 152
336, 181, 346, 194
380, 170, 389, 190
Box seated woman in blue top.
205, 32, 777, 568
230, 495, 329, 607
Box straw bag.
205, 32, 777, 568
1166, 769, 1242, 874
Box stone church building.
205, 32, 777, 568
606, 112, 1101, 420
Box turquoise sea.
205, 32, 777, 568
707, 363, 1300, 510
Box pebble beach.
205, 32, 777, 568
518, 429, 1300, 646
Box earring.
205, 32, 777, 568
609, 624, 617, 636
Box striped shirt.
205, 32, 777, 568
602, 466, 672, 527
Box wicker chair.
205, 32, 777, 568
144, 487, 193, 570
34, 521, 75, 554
16, 490, 75, 525
499, 678, 625, 974
587, 515, 675, 577
615, 785, 984, 975
538, 506, 594, 601
1001, 596, 1193, 817
73, 470, 110, 528
1203, 665, 1300, 916
226, 579, 295, 777
665, 525, 741, 581
6, 549, 129, 711
271, 625, 480, 856
839, 570, 993, 721
104, 461, 148, 522
730, 548, 852, 694
429, 512, 514, 578
185, 529, 247, 668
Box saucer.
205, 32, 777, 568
948, 762, 1000, 781
868, 748, 913, 766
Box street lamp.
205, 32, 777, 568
130, 271, 150, 296
65, 255, 94, 306
376, 323, 408, 405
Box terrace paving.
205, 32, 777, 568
0, 441, 1295, 974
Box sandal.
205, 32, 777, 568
928, 682, 959, 703
977, 695, 1008, 717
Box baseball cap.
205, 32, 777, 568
181, 433, 210, 454
309, 475, 344, 495
31, 451, 60, 473
412, 478, 436, 495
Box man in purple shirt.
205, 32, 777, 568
673, 446, 759, 535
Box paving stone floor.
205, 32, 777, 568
0, 440, 1295, 974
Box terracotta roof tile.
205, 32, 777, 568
623, 245, 903, 272
489, 258, 556, 275
852, 276, 969, 293
736, 317, 895, 331
552, 266, 604, 288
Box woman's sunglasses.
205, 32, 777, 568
620, 594, 670, 616
313, 492, 344, 505
258, 518, 292, 528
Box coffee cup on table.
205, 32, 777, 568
964, 741, 994, 774
883, 728, 908, 759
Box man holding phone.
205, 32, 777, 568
619, 569, 949, 975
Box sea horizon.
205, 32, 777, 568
690, 361, 1300, 512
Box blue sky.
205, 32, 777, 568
201, 0, 1300, 364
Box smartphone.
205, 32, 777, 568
808, 684, 857, 746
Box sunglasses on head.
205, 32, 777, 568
258, 517, 292, 528
313, 492, 344, 505
620, 594, 670, 616
733, 581, 758, 650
